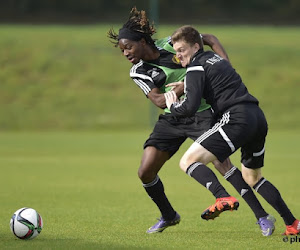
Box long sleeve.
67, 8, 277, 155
170, 65, 206, 117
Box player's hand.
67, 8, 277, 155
165, 81, 184, 89
164, 90, 178, 110
166, 82, 184, 97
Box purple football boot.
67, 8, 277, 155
147, 212, 181, 233
257, 214, 276, 236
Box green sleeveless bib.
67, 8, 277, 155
145, 37, 211, 113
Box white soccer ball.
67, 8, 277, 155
10, 207, 43, 240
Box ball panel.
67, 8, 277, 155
37, 213, 43, 233
12, 219, 31, 238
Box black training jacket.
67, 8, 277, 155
170, 49, 258, 117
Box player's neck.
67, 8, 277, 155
142, 47, 160, 61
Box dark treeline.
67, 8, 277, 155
0, 0, 299, 25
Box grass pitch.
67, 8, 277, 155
0, 130, 299, 249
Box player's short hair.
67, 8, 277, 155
171, 25, 203, 48
107, 7, 156, 48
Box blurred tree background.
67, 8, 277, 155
0, 0, 300, 24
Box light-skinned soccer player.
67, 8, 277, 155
165, 25, 299, 236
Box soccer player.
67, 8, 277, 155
108, 7, 275, 236
165, 25, 300, 236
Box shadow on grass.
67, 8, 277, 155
2, 236, 152, 250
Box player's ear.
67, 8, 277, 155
193, 43, 200, 52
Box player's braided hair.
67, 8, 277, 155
108, 7, 156, 48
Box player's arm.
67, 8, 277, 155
148, 82, 184, 109
202, 34, 230, 62
131, 64, 184, 109
166, 69, 205, 117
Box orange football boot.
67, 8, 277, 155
283, 219, 300, 235
201, 196, 239, 220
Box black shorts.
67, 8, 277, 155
144, 109, 213, 157
196, 103, 268, 169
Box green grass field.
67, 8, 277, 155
1, 131, 299, 249
0, 24, 299, 249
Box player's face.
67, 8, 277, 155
173, 40, 200, 67
119, 39, 145, 64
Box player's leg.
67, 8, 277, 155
215, 159, 268, 220
242, 165, 299, 235
138, 146, 169, 183
191, 109, 269, 224
239, 104, 298, 235
138, 146, 175, 218
179, 142, 239, 220
212, 158, 232, 175
214, 158, 275, 236
140, 115, 186, 233
139, 146, 181, 233
190, 108, 264, 221
214, 158, 270, 231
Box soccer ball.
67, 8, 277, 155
10, 207, 43, 240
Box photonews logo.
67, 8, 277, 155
282, 235, 300, 244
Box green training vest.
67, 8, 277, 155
145, 37, 211, 113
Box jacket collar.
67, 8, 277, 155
188, 48, 204, 66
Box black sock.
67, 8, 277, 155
143, 175, 176, 221
186, 162, 230, 198
253, 177, 296, 225
224, 166, 268, 220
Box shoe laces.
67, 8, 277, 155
216, 198, 233, 210
207, 201, 225, 212
157, 217, 164, 222
216, 201, 227, 210
156, 216, 172, 223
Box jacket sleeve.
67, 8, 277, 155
130, 71, 156, 97
170, 66, 206, 117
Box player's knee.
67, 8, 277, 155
179, 155, 192, 172
137, 165, 156, 183
242, 171, 260, 187
179, 151, 206, 172
137, 166, 148, 182
213, 159, 233, 176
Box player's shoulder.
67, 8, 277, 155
192, 51, 227, 69
130, 60, 160, 80
197, 51, 215, 63
130, 60, 148, 76
187, 51, 215, 72
204, 52, 226, 66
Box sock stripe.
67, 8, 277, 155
224, 166, 237, 180
254, 178, 266, 192
186, 162, 203, 177
143, 175, 160, 188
